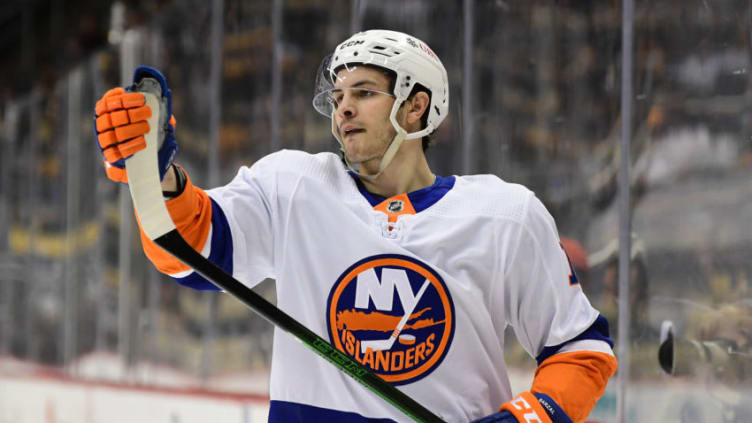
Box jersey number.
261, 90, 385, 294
560, 243, 580, 286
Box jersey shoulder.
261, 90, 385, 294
444, 174, 535, 223
223, 149, 364, 204
234, 149, 348, 186
246, 149, 341, 175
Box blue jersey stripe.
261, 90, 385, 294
534, 392, 574, 423
535, 314, 614, 365
173, 198, 233, 291
268, 400, 397, 423
349, 171, 456, 212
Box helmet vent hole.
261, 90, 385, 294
385, 37, 398, 42
353, 52, 358, 56
373, 45, 386, 50
434, 106, 440, 115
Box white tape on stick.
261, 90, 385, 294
125, 92, 175, 240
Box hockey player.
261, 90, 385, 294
94, 30, 617, 423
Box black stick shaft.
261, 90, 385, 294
154, 230, 445, 423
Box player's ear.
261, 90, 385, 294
404, 91, 430, 126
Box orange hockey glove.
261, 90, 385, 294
94, 66, 177, 183
472, 392, 573, 423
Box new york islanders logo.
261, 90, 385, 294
326, 254, 455, 385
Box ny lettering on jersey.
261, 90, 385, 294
326, 254, 455, 385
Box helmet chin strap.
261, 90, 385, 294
331, 98, 434, 181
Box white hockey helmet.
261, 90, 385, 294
313, 29, 449, 178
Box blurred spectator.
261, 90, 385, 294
694, 302, 752, 357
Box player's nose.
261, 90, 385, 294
336, 94, 357, 121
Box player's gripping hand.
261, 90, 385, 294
471, 392, 573, 423
95, 66, 178, 183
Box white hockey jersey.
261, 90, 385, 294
170, 150, 610, 422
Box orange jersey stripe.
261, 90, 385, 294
373, 193, 416, 223
136, 166, 213, 275
531, 350, 618, 423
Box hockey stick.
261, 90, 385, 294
125, 89, 445, 423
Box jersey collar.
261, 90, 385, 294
348, 171, 456, 213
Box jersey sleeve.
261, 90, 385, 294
137, 158, 278, 290
137, 165, 225, 290
497, 193, 616, 422
206, 157, 278, 288
500, 193, 609, 359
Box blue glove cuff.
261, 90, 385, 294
469, 410, 516, 423
158, 128, 179, 180
534, 393, 574, 423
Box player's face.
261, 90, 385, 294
333, 66, 400, 169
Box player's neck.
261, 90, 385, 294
359, 144, 434, 198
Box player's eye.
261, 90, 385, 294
354, 89, 375, 99
330, 92, 344, 109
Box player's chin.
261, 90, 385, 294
344, 140, 379, 161
344, 152, 365, 165
343, 133, 363, 150
343, 145, 367, 163
345, 153, 379, 172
